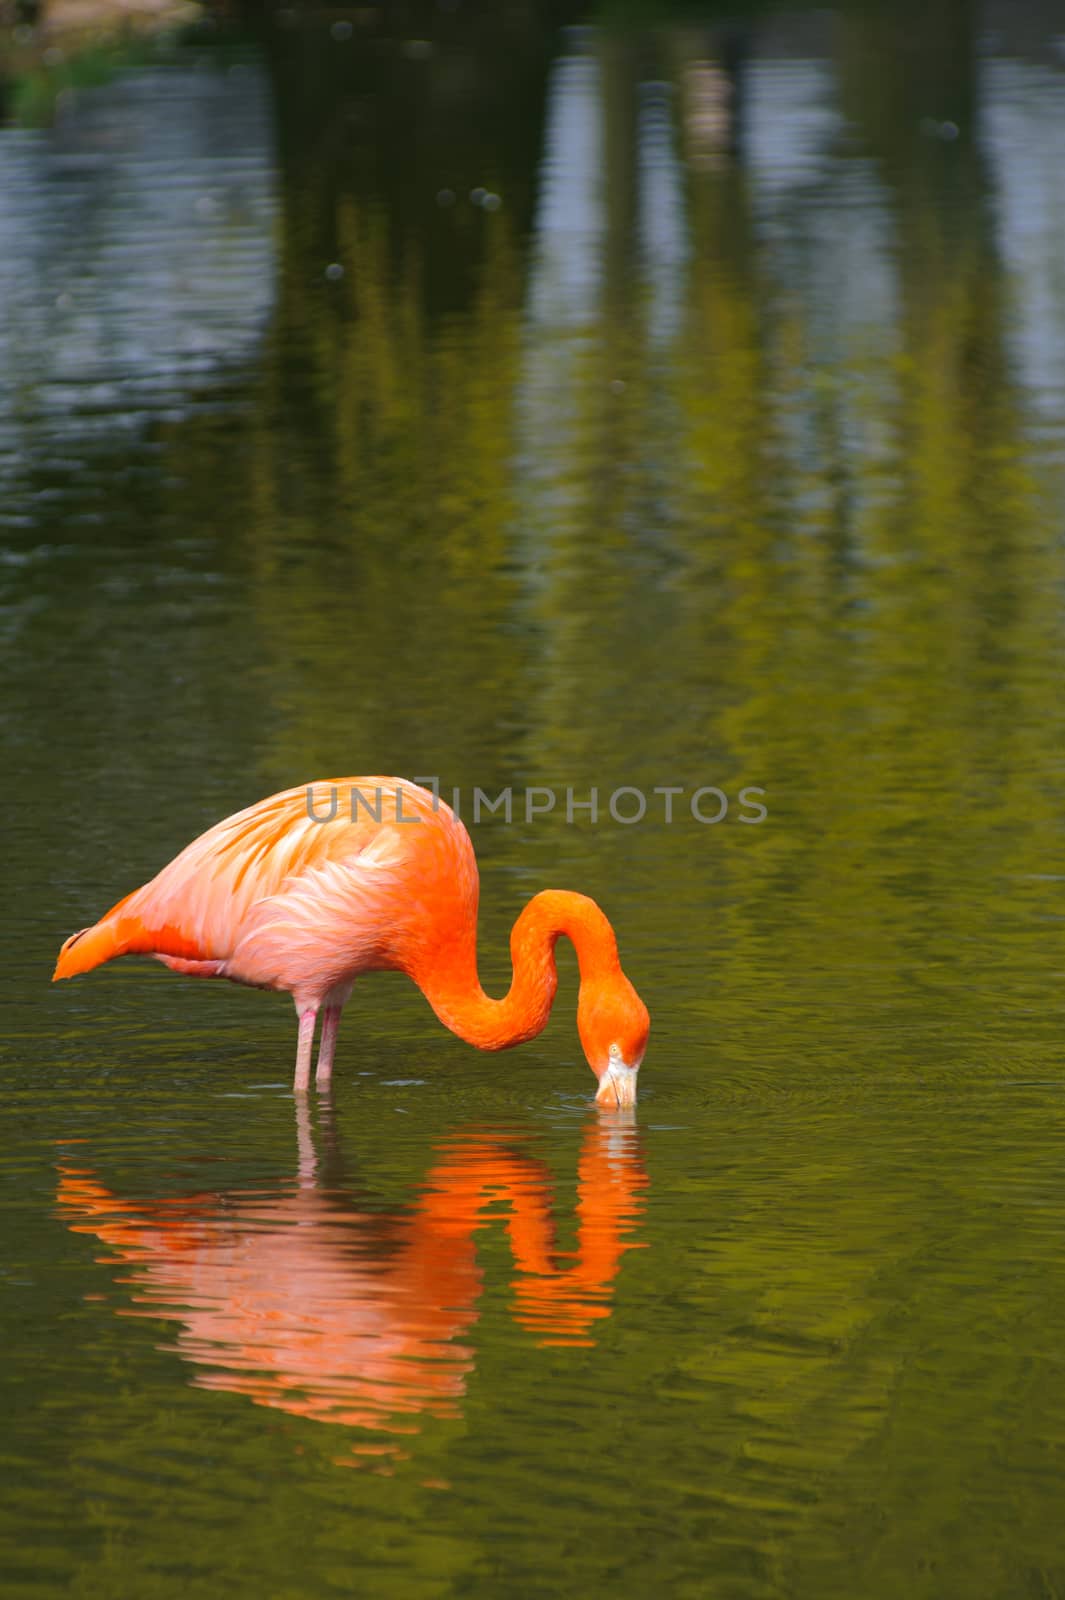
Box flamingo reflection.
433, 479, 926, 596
57, 1102, 647, 1460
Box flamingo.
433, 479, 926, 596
53, 777, 649, 1104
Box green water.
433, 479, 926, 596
4, 5, 1065, 1596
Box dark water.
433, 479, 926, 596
4, 5, 1065, 1596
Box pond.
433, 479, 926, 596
3, 5, 1065, 1596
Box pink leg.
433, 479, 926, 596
293, 1007, 318, 1094
316, 1005, 342, 1089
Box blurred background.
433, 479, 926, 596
4, 3, 1065, 1598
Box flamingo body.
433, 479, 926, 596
54, 778, 649, 1103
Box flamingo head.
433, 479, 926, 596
577, 972, 650, 1109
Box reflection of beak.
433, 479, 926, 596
595, 1063, 639, 1109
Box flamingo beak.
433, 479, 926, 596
595, 1062, 639, 1109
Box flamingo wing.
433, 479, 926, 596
53, 778, 447, 999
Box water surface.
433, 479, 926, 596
4, 6, 1065, 1596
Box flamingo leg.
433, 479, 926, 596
315, 1005, 342, 1089
293, 1007, 318, 1094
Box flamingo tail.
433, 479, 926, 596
53, 890, 209, 983
53, 915, 131, 981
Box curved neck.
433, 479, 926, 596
412, 890, 620, 1052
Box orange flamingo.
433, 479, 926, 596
53, 777, 649, 1102
55, 1105, 649, 1458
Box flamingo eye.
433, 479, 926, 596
609, 1043, 622, 1062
